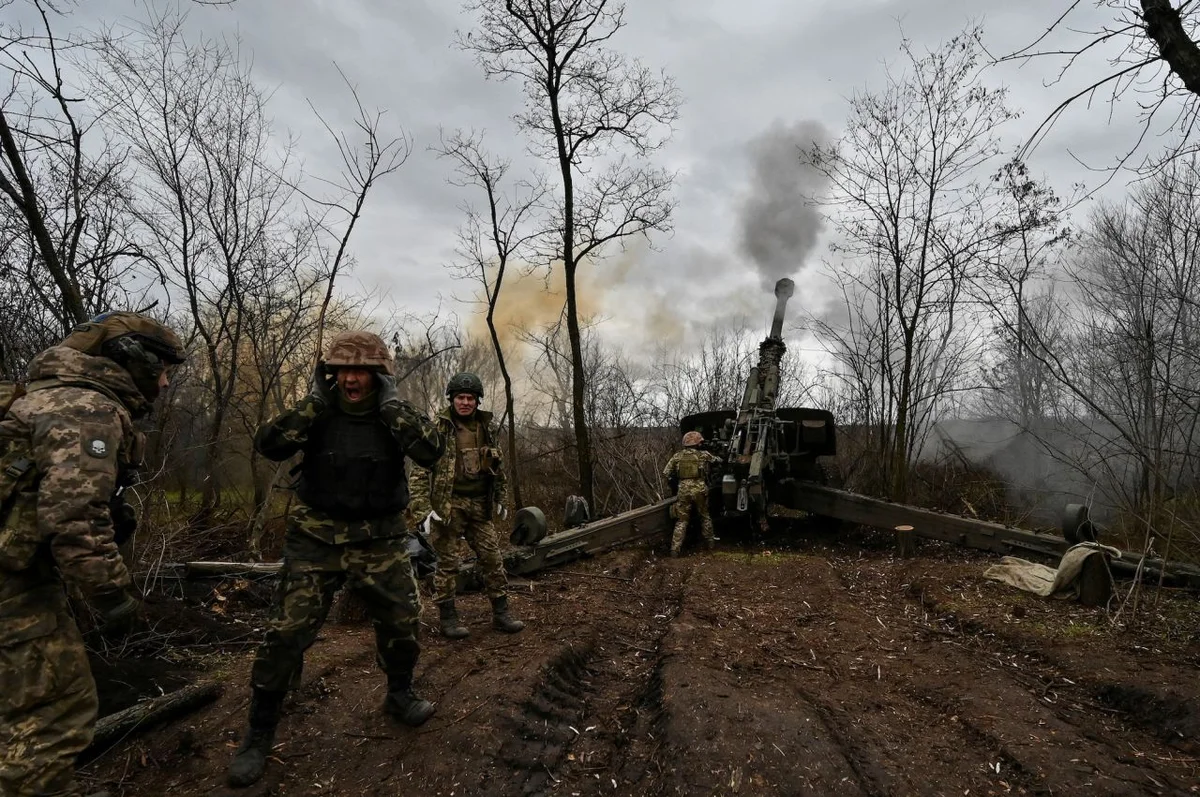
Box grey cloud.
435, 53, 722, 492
10, 0, 1176, 358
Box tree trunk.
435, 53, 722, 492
564, 260, 595, 511
486, 307, 522, 507
88, 682, 223, 753
0, 110, 87, 328
1142, 0, 1200, 96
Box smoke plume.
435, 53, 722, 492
738, 120, 831, 289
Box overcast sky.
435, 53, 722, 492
39, 0, 1162, 358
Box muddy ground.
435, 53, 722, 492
79, 527, 1200, 796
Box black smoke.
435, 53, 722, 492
738, 120, 830, 289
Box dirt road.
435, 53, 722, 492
81, 533, 1200, 796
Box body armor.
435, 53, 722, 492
296, 411, 408, 520
675, 449, 708, 481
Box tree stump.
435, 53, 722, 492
895, 525, 917, 558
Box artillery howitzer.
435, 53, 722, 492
678, 278, 838, 532
486, 278, 1200, 599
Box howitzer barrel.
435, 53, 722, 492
769, 278, 795, 339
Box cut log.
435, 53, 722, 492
89, 681, 223, 752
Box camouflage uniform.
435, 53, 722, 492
663, 447, 721, 556
228, 332, 449, 789
249, 389, 443, 695
0, 346, 149, 797
408, 407, 509, 603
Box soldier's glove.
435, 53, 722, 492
376, 373, 415, 427
494, 502, 509, 521
110, 499, 138, 546
376, 372, 400, 407
93, 589, 141, 641
307, 362, 335, 412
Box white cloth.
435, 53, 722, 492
983, 542, 1122, 599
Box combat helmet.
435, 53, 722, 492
445, 372, 484, 400
62, 311, 186, 402
682, 431, 704, 447
323, 331, 395, 375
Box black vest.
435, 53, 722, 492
295, 410, 408, 520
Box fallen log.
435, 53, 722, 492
160, 561, 283, 578
89, 681, 223, 752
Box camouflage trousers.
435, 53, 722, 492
672, 479, 714, 555
430, 494, 507, 603
250, 529, 422, 694
0, 594, 97, 797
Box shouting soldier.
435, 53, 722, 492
0, 312, 186, 797
663, 431, 721, 557
227, 331, 445, 788
408, 372, 524, 640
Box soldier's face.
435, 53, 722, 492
452, 392, 478, 417
336, 367, 372, 402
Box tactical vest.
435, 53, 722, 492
452, 418, 493, 498
295, 409, 408, 520
676, 449, 708, 481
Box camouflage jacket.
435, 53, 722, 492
0, 346, 145, 632
255, 390, 445, 543
407, 407, 508, 522
663, 448, 720, 485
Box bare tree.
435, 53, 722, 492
994, 159, 1200, 569
807, 27, 1016, 499
459, 0, 680, 512
391, 310, 468, 416
87, 10, 300, 516
517, 312, 666, 512
434, 128, 546, 508
650, 322, 817, 423
305, 65, 410, 356
979, 159, 1072, 428
1000, 1, 1200, 172
0, 0, 149, 353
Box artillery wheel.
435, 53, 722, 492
510, 506, 548, 546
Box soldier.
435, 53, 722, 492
226, 331, 445, 788
409, 372, 524, 640
0, 312, 186, 797
663, 431, 721, 557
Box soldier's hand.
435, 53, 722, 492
494, 502, 509, 521
421, 510, 442, 535
111, 499, 138, 546
93, 589, 141, 641
376, 372, 401, 410
308, 362, 335, 410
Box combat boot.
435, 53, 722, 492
227, 688, 285, 788
438, 600, 469, 640
384, 671, 435, 727
491, 595, 525, 633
